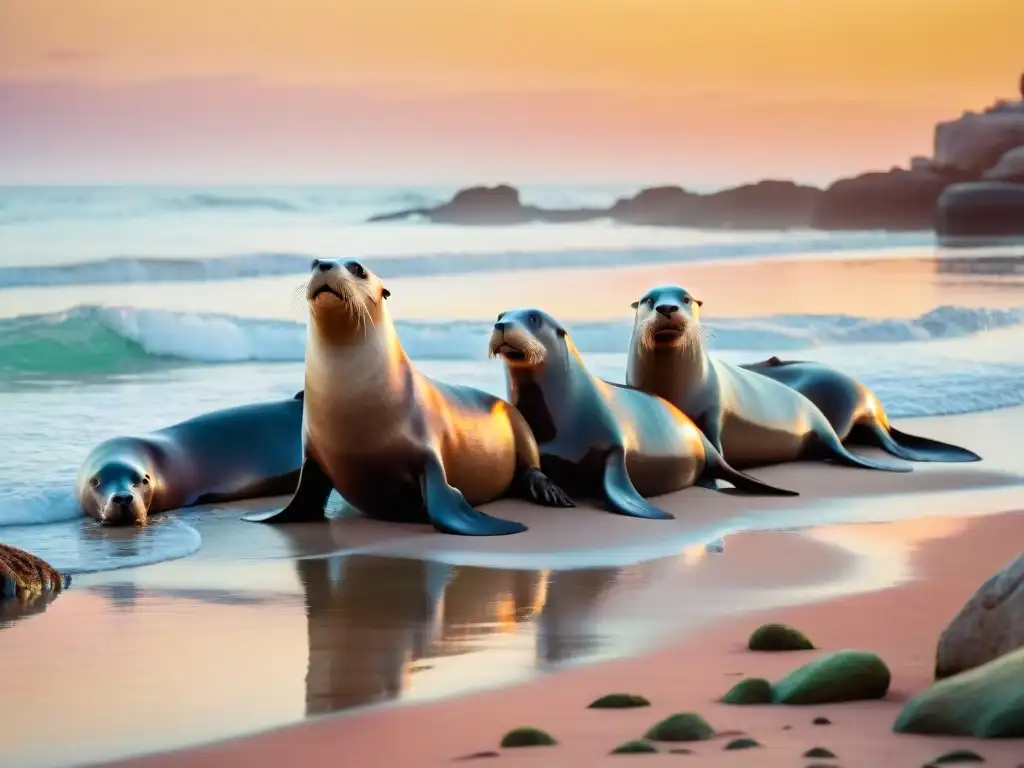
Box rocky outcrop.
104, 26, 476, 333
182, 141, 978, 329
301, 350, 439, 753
936, 181, 1024, 238
935, 106, 1024, 173
893, 645, 1024, 738
811, 168, 956, 230
934, 553, 1024, 679
984, 145, 1024, 182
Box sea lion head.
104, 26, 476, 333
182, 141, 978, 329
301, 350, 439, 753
630, 284, 704, 351
84, 460, 154, 526
305, 258, 391, 344
488, 308, 568, 371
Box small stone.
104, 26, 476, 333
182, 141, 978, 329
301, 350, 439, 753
804, 747, 837, 758
668, 748, 694, 754
932, 750, 986, 764
773, 651, 891, 705
748, 622, 815, 651
610, 740, 658, 755
455, 751, 500, 761
643, 712, 715, 742
723, 737, 761, 750
588, 693, 651, 709
721, 677, 773, 705
813, 717, 832, 725
781, 725, 793, 730
499, 727, 556, 748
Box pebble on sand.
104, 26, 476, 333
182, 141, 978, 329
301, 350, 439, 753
609, 740, 658, 755
588, 693, 651, 709
643, 712, 716, 742
499, 727, 557, 748
721, 677, 774, 705
748, 622, 815, 651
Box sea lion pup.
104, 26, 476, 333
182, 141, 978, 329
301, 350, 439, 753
76, 394, 305, 526
626, 285, 910, 472
0, 543, 66, 600
243, 258, 573, 535
489, 308, 797, 521
743, 357, 981, 463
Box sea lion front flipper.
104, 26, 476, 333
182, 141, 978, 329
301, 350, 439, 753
513, 467, 575, 508
242, 457, 333, 523
420, 454, 528, 536
600, 450, 674, 520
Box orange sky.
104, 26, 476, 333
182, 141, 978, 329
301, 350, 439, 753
0, 0, 1021, 184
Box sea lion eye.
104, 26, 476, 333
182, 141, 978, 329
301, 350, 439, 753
682, 296, 691, 305
645, 297, 655, 307
89, 477, 100, 489
529, 313, 541, 326
345, 261, 367, 279
142, 476, 150, 486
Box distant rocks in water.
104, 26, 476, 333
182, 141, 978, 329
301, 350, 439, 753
935, 104, 1024, 174
771, 650, 891, 705
748, 622, 815, 651
934, 553, 1024, 679
811, 167, 959, 230
892, 645, 1024, 738
984, 146, 1024, 182
937, 182, 1024, 239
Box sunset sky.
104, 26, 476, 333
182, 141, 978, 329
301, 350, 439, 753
1, 0, 1021, 185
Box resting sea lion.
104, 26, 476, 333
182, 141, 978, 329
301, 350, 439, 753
489, 308, 797, 521
76, 395, 304, 526
742, 357, 981, 463
243, 258, 572, 535
626, 285, 910, 472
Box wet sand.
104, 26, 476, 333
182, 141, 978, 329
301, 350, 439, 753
72, 406, 1024, 768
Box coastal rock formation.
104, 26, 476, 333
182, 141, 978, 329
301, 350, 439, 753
934, 553, 1024, 679
811, 168, 953, 230
984, 145, 1024, 182
936, 182, 1024, 238
771, 650, 891, 704
893, 645, 1024, 737
934, 105, 1024, 174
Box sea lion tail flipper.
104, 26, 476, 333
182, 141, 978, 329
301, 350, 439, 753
242, 457, 333, 523
514, 467, 575, 508
810, 431, 913, 473
868, 424, 982, 463
601, 450, 674, 520
698, 433, 798, 496
421, 454, 527, 536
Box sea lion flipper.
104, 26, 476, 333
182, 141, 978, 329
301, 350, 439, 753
809, 431, 913, 473
698, 434, 799, 496
601, 450, 674, 520
420, 454, 528, 536
859, 424, 982, 463
514, 467, 575, 508
242, 457, 333, 523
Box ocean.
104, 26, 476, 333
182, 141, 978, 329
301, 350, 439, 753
2, 183, 1024, 574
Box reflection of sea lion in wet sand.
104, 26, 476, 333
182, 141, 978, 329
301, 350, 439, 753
244, 259, 573, 535
0, 544, 66, 602
76, 395, 304, 526
626, 284, 910, 473
742, 357, 981, 463
489, 308, 796, 521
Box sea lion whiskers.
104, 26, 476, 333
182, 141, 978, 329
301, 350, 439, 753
489, 312, 548, 366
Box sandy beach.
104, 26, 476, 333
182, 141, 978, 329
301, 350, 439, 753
80, 405, 1024, 768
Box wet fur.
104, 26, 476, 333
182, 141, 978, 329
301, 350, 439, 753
626, 285, 911, 473
490, 308, 797, 520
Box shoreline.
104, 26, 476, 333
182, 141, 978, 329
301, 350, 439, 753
106, 507, 1024, 768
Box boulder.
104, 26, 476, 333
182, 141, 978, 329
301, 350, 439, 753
892, 645, 1024, 737
983, 145, 1024, 182
748, 622, 815, 651
772, 650, 891, 705
935, 553, 1024, 679
609, 181, 822, 229
811, 168, 951, 230
936, 181, 1024, 238
935, 108, 1024, 173
721, 678, 774, 705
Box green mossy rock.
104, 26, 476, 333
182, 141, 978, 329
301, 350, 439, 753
893, 646, 1024, 738
589, 693, 651, 709
748, 623, 815, 651
643, 712, 715, 742
803, 747, 837, 758
610, 740, 658, 755
772, 650, 891, 705
721, 677, 773, 705
932, 749, 986, 764
723, 737, 761, 750
499, 727, 557, 748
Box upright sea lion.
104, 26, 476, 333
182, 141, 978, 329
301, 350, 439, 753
76, 394, 304, 526
742, 357, 981, 463
489, 308, 797, 521
626, 285, 911, 472
243, 258, 572, 535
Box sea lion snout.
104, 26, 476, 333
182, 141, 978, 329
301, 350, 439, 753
98, 488, 147, 526
655, 303, 679, 317
488, 310, 553, 367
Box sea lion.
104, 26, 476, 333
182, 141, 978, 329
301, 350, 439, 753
243, 258, 572, 535
742, 356, 981, 463
0, 543, 66, 601
625, 284, 910, 472
76, 394, 304, 526
489, 308, 797, 521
